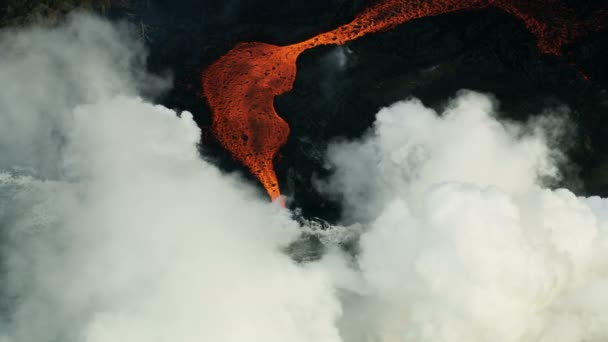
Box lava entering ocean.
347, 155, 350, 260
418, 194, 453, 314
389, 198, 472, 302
202, 0, 606, 202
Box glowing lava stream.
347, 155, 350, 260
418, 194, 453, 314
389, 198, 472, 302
202, 0, 605, 202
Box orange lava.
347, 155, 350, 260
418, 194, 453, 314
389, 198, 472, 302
203, 42, 302, 201
202, 0, 606, 202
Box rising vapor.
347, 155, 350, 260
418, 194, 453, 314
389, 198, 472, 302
0, 14, 340, 342
321, 92, 608, 342
2, 13, 608, 342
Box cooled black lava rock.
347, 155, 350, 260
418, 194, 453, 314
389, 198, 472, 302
147, 0, 608, 222
4, 0, 606, 223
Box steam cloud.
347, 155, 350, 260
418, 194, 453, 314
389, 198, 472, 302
2, 13, 608, 342
0, 14, 339, 342
320, 93, 608, 341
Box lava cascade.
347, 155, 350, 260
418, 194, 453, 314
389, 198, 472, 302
202, 0, 606, 202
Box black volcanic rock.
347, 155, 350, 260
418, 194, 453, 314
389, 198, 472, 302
132, 0, 608, 222
3, 0, 606, 222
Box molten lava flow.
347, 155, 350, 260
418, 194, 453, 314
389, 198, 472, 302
202, 0, 606, 202
491, 0, 608, 56
203, 42, 304, 201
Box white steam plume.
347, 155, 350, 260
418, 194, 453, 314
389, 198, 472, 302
0, 14, 340, 342
3, 12, 608, 342
320, 92, 608, 342
0, 14, 166, 178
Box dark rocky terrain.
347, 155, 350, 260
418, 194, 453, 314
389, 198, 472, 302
3, 0, 608, 223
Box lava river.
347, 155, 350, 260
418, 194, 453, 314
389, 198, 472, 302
202, 0, 606, 202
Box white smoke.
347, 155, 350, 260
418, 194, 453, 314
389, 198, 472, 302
3, 12, 608, 342
0, 14, 340, 342
320, 92, 608, 342
0, 14, 166, 178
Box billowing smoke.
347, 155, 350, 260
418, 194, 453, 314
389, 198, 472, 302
3, 12, 608, 342
320, 92, 608, 342
0, 14, 340, 342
